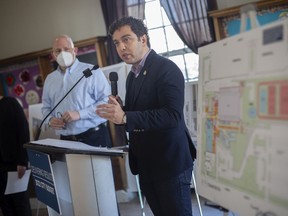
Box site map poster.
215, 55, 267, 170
197, 19, 288, 216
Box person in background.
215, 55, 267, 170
42, 34, 111, 147
0, 96, 32, 216
96, 16, 197, 216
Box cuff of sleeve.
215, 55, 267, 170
78, 109, 87, 119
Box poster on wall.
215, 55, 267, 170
0, 60, 43, 114
222, 5, 288, 38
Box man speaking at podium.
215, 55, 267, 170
42, 35, 111, 147
97, 17, 197, 216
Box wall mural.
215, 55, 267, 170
0, 60, 43, 113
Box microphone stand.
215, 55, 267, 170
34, 66, 97, 141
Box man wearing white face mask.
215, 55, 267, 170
41, 34, 112, 147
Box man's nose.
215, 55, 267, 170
119, 42, 126, 51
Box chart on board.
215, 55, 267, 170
197, 18, 288, 216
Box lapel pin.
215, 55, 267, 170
143, 70, 147, 75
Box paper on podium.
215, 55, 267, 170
31, 138, 124, 153
5, 170, 31, 195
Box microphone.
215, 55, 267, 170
109, 72, 118, 96
107, 72, 128, 148
108, 72, 128, 148
34, 65, 99, 140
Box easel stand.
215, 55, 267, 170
192, 170, 203, 216
135, 175, 146, 216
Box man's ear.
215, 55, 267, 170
74, 47, 78, 55
51, 51, 57, 61
141, 35, 147, 45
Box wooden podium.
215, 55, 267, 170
24, 139, 125, 216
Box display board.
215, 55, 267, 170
197, 18, 288, 216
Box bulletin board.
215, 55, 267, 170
209, 0, 288, 40
222, 4, 288, 37
0, 60, 43, 113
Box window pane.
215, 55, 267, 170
161, 7, 170, 26
185, 53, 199, 80
165, 26, 185, 51
145, 0, 163, 28
168, 55, 187, 79
127, 0, 198, 82
149, 28, 168, 53
127, 0, 141, 5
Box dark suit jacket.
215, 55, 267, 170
124, 50, 196, 181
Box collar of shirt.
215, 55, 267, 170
131, 49, 151, 78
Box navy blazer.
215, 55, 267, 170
124, 50, 196, 181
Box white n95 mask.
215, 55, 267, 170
56, 51, 74, 67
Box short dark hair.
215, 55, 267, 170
108, 16, 150, 48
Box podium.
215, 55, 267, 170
24, 139, 125, 216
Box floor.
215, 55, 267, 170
0, 190, 238, 216
117, 190, 238, 216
